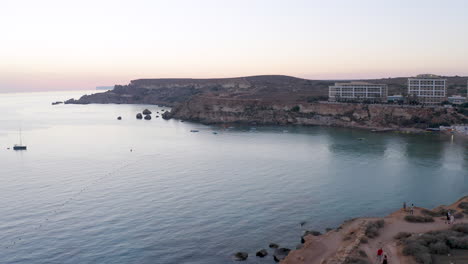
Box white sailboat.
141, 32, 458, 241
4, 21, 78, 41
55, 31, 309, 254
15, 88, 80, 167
13, 128, 27, 150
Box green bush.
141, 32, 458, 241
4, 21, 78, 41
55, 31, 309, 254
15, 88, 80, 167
404, 215, 434, 223
365, 220, 385, 238
429, 241, 450, 254
402, 241, 432, 264
290, 105, 300, 112
394, 232, 412, 240
447, 237, 468, 249
458, 202, 468, 209
451, 223, 468, 234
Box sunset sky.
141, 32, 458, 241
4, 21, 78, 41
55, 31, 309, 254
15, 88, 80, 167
1, 0, 468, 92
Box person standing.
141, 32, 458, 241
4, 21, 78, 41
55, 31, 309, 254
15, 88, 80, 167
450, 214, 455, 225
410, 204, 414, 215
376, 248, 383, 264
403, 202, 407, 212
382, 254, 388, 264
446, 211, 451, 224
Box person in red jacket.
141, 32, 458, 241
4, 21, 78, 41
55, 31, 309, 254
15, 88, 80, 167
376, 248, 383, 263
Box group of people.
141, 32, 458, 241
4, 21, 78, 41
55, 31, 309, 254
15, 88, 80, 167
376, 247, 388, 264
402, 202, 415, 214
445, 211, 455, 224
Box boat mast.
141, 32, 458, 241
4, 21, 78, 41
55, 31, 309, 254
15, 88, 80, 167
19, 128, 22, 145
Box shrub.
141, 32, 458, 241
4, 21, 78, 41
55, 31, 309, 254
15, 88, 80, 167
451, 223, 468, 234
454, 212, 464, 219
429, 241, 450, 255
458, 202, 468, 209
394, 232, 412, 241
290, 105, 300, 112
375, 219, 384, 228
365, 220, 385, 238
402, 241, 432, 264
447, 237, 468, 249
421, 208, 449, 217
404, 215, 434, 223
365, 226, 379, 238
360, 237, 368, 244
345, 257, 370, 264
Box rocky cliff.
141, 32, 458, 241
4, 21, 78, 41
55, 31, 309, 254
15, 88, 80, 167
66, 75, 468, 130
164, 96, 467, 130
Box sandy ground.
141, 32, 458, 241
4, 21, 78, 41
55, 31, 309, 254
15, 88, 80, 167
282, 196, 468, 264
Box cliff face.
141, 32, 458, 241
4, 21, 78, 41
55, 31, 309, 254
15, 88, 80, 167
165, 96, 467, 129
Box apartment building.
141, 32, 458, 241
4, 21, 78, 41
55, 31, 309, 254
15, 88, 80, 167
328, 82, 387, 102
408, 74, 446, 105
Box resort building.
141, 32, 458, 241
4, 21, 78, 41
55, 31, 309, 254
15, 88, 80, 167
328, 82, 388, 103
408, 74, 446, 105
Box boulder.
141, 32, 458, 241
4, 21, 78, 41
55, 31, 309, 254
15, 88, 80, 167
301, 230, 322, 244
144, 114, 152, 120
303, 230, 322, 237
233, 252, 248, 261
256, 249, 268, 258
273, 248, 291, 262
136, 113, 143, 119
142, 109, 152, 115
117, 116, 122, 120
269, 243, 279, 249
162, 112, 171, 120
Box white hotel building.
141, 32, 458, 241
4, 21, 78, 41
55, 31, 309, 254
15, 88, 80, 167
328, 82, 388, 102
408, 74, 446, 105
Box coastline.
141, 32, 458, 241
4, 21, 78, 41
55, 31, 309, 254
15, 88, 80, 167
281, 196, 468, 264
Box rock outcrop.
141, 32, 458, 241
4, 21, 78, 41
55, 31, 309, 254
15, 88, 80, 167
164, 96, 467, 130
273, 248, 291, 262
256, 249, 268, 257
233, 252, 248, 261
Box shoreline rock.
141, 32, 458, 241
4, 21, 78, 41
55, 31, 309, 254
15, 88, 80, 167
233, 252, 248, 261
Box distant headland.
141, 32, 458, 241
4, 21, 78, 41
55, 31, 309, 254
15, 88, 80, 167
66, 75, 468, 133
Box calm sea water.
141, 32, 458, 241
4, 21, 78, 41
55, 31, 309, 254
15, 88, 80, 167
0, 91, 467, 264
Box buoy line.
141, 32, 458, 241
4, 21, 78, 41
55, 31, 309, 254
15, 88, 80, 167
3, 152, 161, 251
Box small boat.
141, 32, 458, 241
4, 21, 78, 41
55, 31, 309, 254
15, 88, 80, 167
13, 145, 27, 150
212, 131, 218, 134
13, 128, 27, 150
357, 138, 365, 141
190, 130, 199, 133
